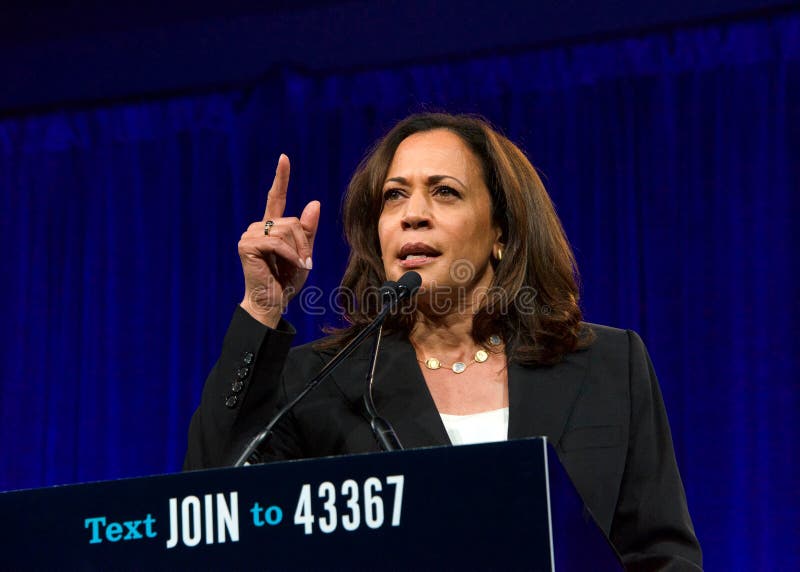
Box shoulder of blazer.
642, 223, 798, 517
583, 322, 628, 346
580, 322, 640, 373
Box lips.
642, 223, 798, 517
398, 242, 441, 259
397, 242, 441, 268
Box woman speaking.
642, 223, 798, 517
184, 113, 702, 569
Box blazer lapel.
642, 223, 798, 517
328, 331, 451, 449
507, 349, 590, 447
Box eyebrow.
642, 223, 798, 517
384, 174, 466, 188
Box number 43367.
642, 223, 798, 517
293, 475, 405, 535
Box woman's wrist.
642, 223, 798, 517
239, 298, 282, 329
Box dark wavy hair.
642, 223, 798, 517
322, 112, 593, 365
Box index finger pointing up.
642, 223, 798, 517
264, 154, 290, 221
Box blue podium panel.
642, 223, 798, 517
0, 438, 621, 571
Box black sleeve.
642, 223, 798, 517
183, 306, 296, 470
610, 330, 703, 570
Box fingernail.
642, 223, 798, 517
305, 257, 313, 270
297, 258, 306, 269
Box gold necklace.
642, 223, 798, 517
417, 335, 502, 374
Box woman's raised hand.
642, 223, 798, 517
238, 154, 320, 328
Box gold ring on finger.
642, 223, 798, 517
264, 220, 275, 236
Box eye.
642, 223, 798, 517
433, 185, 461, 198
382, 188, 404, 202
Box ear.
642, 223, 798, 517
491, 224, 505, 261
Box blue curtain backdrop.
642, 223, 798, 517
1, 12, 798, 569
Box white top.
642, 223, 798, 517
439, 407, 509, 446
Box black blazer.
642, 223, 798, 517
185, 307, 702, 570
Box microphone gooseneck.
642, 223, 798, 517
233, 271, 421, 466
363, 323, 403, 451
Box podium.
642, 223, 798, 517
0, 438, 621, 570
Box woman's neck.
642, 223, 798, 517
408, 272, 500, 360
409, 310, 480, 361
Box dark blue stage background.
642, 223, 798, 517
1, 8, 799, 569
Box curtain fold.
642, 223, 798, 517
1, 12, 798, 569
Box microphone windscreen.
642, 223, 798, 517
397, 271, 422, 296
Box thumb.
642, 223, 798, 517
300, 200, 321, 250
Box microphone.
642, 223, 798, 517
363, 271, 422, 452
379, 271, 421, 305
379, 280, 399, 302
395, 270, 422, 300
233, 271, 422, 466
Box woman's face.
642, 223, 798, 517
378, 129, 502, 304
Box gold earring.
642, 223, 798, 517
496, 248, 503, 261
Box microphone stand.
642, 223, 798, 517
233, 272, 419, 467
233, 302, 394, 467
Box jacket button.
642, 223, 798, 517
236, 367, 250, 380
231, 381, 244, 393
225, 395, 238, 408
242, 352, 254, 365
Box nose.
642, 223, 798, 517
401, 191, 431, 230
